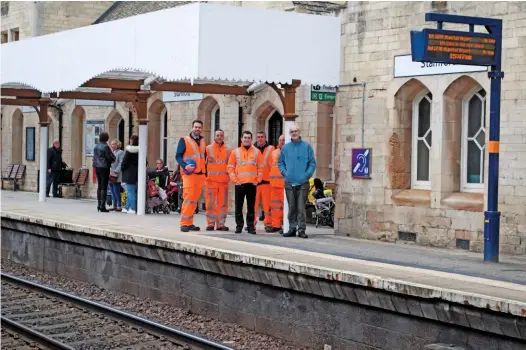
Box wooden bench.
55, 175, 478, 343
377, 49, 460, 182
58, 168, 89, 198
1, 164, 26, 191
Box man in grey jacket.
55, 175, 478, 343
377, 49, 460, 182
278, 125, 316, 238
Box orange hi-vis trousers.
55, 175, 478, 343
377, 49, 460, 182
254, 183, 272, 228
270, 186, 284, 228
205, 181, 229, 228
180, 174, 206, 227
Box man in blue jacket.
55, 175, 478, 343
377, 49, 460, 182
278, 124, 316, 238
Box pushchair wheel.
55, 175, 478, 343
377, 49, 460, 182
163, 207, 170, 214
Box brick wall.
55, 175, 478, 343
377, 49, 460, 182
335, 1, 526, 254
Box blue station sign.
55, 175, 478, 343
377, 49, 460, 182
411, 28, 497, 66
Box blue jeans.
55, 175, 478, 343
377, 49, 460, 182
109, 183, 122, 208
125, 184, 137, 211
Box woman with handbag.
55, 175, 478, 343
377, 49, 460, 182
109, 139, 125, 211
93, 132, 116, 212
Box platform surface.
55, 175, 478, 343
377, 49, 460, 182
2, 191, 526, 315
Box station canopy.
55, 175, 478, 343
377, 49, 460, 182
1, 2, 340, 95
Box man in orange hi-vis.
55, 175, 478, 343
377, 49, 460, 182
176, 120, 206, 232
228, 131, 263, 234
269, 135, 285, 233
205, 129, 230, 231
253, 131, 275, 232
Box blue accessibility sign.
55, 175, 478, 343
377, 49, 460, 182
351, 148, 372, 179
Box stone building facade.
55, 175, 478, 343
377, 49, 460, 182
334, 1, 526, 255
2, 1, 525, 255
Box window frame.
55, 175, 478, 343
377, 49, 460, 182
210, 104, 220, 141
461, 87, 487, 193
411, 90, 433, 190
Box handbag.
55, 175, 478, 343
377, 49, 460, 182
109, 172, 118, 184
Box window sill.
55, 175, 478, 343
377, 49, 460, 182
441, 192, 484, 212
391, 189, 431, 207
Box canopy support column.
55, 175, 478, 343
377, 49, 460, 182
38, 98, 51, 203
134, 91, 150, 216
282, 80, 301, 233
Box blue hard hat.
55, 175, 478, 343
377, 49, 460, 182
184, 159, 197, 175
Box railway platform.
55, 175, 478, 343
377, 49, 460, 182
2, 191, 525, 350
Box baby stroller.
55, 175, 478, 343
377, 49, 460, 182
311, 179, 335, 228
145, 168, 171, 214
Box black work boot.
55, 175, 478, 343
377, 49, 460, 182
283, 229, 296, 237
298, 231, 308, 239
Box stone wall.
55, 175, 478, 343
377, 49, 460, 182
1, 1, 111, 40
335, 1, 526, 254
39, 1, 112, 35
2, 218, 524, 350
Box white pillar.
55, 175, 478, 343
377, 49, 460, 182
282, 120, 294, 233
137, 123, 148, 215
39, 125, 48, 202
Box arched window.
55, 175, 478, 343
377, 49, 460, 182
461, 89, 486, 192
411, 92, 432, 189
214, 107, 220, 131
267, 111, 283, 146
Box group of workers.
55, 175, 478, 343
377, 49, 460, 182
175, 119, 316, 238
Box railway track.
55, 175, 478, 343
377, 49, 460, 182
1, 273, 233, 350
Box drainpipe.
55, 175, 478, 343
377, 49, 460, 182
128, 110, 133, 140
338, 82, 366, 147
49, 103, 64, 146
30, 1, 41, 37
237, 104, 243, 147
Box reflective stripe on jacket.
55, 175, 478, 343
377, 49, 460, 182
227, 146, 264, 184
183, 136, 206, 174
206, 143, 230, 183
260, 145, 275, 182
269, 148, 284, 188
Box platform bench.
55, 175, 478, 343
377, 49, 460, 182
58, 168, 89, 198
1, 164, 26, 191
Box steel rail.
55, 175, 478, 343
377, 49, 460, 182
1, 315, 75, 350
1, 273, 233, 350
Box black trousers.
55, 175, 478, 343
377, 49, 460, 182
46, 170, 61, 197
235, 183, 257, 230
285, 182, 309, 233
95, 167, 110, 205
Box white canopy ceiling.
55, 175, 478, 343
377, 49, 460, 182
1, 3, 340, 94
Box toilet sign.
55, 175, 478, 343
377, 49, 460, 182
352, 148, 372, 179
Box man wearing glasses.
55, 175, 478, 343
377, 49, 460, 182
278, 125, 316, 238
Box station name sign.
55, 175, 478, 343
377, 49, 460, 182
411, 28, 497, 66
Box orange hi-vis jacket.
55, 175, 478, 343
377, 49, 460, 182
206, 142, 230, 183
259, 145, 275, 182
183, 136, 206, 174
228, 146, 264, 185
269, 148, 284, 188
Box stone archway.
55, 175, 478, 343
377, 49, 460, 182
71, 106, 85, 169
197, 96, 220, 145
106, 109, 125, 147
254, 100, 282, 144
389, 78, 432, 190
11, 109, 24, 164
148, 99, 165, 166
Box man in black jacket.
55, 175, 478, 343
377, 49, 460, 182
46, 139, 65, 198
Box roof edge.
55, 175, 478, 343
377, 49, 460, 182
92, 1, 122, 25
